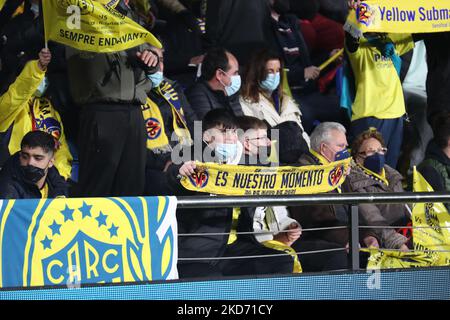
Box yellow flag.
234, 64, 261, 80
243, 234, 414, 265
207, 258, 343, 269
42, 0, 161, 53
281, 68, 292, 98
412, 167, 450, 266
0, 0, 6, 11
364, 248, 437, 269
180, 159, 351, 196
366, 168, 450, 269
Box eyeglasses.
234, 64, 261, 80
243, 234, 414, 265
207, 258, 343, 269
358, 147, 388, 157
247, 136, 270, 142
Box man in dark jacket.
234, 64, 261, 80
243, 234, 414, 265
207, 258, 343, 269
289, 122, 350, 272
66, 0, 159, 197
0, 130, 68, 199
159, 110, 295, 277
185, 47, 243, 120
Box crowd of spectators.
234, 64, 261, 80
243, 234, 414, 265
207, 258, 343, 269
0, 0, 449, 278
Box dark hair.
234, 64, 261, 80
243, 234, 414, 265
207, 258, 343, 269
21, 131, 56, 155
274, 121, 309, 165
203, 109, 238, 132
201, 47, 230, 81
241, 49, 284, 104
237, 116, 268, 131
351, 127, 385, 157
432, 111, 450, 149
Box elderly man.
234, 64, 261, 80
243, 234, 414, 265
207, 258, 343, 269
289, 122, 351, 272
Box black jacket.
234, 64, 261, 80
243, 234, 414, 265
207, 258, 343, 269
185, 80, 243, 120
413, 32, 450, 123
145, 144, 234, 265
288, 151, 351, 246
271, 14, 315, 91
204, 0, 276, 65
418, 139, 450, 193
0, 153, 69, 199
424, 33, 450, 123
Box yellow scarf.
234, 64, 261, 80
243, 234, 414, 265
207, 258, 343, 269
141, 81, 191, 153
356, 163, 389, 186
310, 149, 343, 193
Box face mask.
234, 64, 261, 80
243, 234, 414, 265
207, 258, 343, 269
363, 153, 385, 174
147, 71, 164, 88
273, 0, 290, 15
21, 165, 46, 184
30, 2, 39, 15
215, 143, 238, 162
224, 75, 241, 96
260, 72, 280, 92
34, 77, 49, 97
335, 148, 351, 161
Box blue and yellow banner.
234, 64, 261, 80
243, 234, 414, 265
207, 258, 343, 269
0, 196, 178, 288
345, 0, 450, 38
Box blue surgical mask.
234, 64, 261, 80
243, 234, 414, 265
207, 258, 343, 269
147, 71, 164, 88
215, 143, 238, 162
34, 77, 49, 97
335, 148, 351, 161
260, 72, 280, 92
30, 3, 39, 15
363, 153, 385, 174
224, 75, 241, 96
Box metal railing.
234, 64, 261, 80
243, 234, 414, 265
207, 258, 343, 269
177, 191, 450, 271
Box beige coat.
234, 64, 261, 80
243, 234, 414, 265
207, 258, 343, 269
239, 93, 310, 146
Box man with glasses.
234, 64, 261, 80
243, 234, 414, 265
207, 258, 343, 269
186, 47, 244, 120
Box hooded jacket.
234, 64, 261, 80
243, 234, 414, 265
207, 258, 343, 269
0, 152, 68, 199
346, 164, 410, 249
419, 140, 450, 211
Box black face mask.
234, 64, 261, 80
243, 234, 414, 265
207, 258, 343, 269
21, 165, 46, 184
273, 0, 290, 15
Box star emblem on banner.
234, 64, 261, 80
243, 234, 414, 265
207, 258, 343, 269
41, 235, 52, 250
49, 220, 62, 236
108, 224, 119, 238
79, 201, 93, 219
61, 205, 75, 222
96, 211, 108, 227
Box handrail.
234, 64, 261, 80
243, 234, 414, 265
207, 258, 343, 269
176, 191, 450, 271
176, 192, 450, 208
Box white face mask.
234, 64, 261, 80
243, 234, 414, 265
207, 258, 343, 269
34, 77, 49, 97
219, 71, 241, 96
215, 143, 238, 162
30, 2, 39, 15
